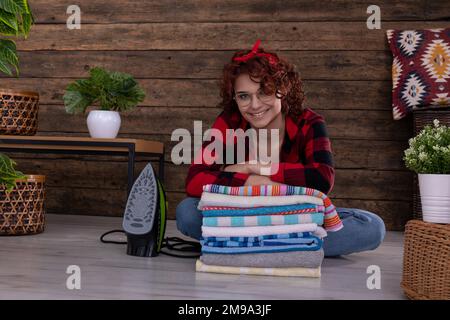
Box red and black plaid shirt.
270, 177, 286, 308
185, 107, 335, 197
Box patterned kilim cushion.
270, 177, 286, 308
387, 28, 450, 120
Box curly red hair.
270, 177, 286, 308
218, 45, 305, 120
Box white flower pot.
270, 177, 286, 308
418, 174, 450, 224
86, 110, 121, 139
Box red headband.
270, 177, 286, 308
233, 39, 278, 65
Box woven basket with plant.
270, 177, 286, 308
0, 153, 45, 235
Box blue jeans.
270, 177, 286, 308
175, 197, 386, 257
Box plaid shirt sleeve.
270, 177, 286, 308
270, 115, 335, 194
185, 112, 250, 197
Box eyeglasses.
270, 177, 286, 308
233, 89, 275, 108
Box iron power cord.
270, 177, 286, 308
100, 230, 201, 258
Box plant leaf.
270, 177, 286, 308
0, 58, 13, 75
0, 39, 18, 76
0, 39, 18, 63
20, 11, 32, 36
63, 81, 96, 114
0, 0, 25, 14
0, 1, 33, 39
0, 153, 26, 192
17, 0, 30, 13
0, 20, 17, 35
0, 8, 18, 30
64, 66, 146, 114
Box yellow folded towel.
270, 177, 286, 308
195, 259, 321, 278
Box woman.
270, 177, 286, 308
176, 40, 385, 256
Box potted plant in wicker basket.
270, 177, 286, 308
63, 67, 146, 139
0, 0, 39, 136
404, 119, 450, 224
0, 153, 46, 235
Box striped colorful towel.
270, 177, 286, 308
201, 240, 322, 254
202, 184, 343, 232
201, 203, 325, 217
198, 192, 323, 208
202, 212, 324, 227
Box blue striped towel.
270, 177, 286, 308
201, 238, 323, 254
202, 212, 324, 227
202, 231, 312, 243
201, 232, 322, 249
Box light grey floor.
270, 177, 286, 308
0, 214, 407, 300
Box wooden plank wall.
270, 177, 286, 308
1, 0, 449, 230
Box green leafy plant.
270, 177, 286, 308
0, 0, 34, 76
0, 153, 26, 192
404, 119, 450, 174
63, 67, 146, 114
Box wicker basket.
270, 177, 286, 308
0, 175, 46, 236
0, 90, 40, 135
401, 220, 450, 300
412, 107, 450, 220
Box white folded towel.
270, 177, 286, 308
201, 223, 327, 238
196, 260, 321, 278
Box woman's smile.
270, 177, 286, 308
247, 108, 270, 119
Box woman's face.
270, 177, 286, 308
234, 73, 283, 129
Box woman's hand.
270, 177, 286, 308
247, 163, 273, 176
222, 163, 274, 176
222, 163, 252, 174
244, 174, 281, 186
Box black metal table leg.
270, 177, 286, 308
127, 144, 136, 197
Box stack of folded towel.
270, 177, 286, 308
195, 184, 344, 277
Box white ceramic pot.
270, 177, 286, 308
418, 174, 450, 224
86, 110, 121, 139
